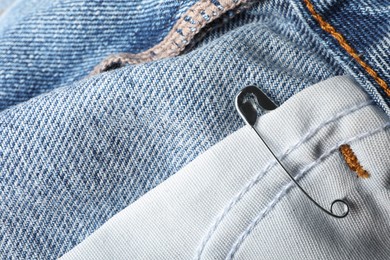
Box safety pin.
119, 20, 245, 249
235, 86, 349, 218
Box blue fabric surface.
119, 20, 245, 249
0, 0, 14, 10
0, 0, 388, 259
0, 0, 197, 110
291, 0, 390, 114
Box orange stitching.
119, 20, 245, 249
303, 0, 390, 97
339, 144, 370, 178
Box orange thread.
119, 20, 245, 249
339, 144, 370, 179
303, 0, 390, 97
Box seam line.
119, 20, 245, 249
226, 121, 390, 260
90, 0, 248, 75
193, 100, 373, 259
302, 0, 390, 97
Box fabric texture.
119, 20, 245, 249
61, 76, 390, 260
0, 0, 389, 259
291, 0, 390, 113
0, 1, 347, 258
0, 0, 14, 11
0, 0, 198, 110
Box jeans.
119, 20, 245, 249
61, 76, 390, 260
0, 0, 389, 258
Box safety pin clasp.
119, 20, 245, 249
235, 86, 349, 218
235, 86, 278, 126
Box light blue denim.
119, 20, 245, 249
0, 0, 388, 259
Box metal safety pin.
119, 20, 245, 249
235, 86, 349, 218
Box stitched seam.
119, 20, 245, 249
339, 144, 370, 178
227, 121, 390, 260
302, 0, 390, 97
193, 100, 373, 259
90, 0, 248, 75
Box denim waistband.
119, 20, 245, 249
61, 75, 390, 259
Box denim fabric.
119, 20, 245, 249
0, 0, 388, 259
291, 0, 390, 114
194, 0, 390, 115
0, 0, 198, 110
60, 76, 390, 260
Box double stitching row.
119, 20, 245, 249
194, 100, 373, 259
227, 121, 390, 259
91, 0, 248, 75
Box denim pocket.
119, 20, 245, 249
61, 75, 390, 260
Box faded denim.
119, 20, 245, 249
60, 76, 390, 260
0, 0, 389, 259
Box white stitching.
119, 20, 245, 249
193, 100, 373, 259
226, 121, 390, 260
